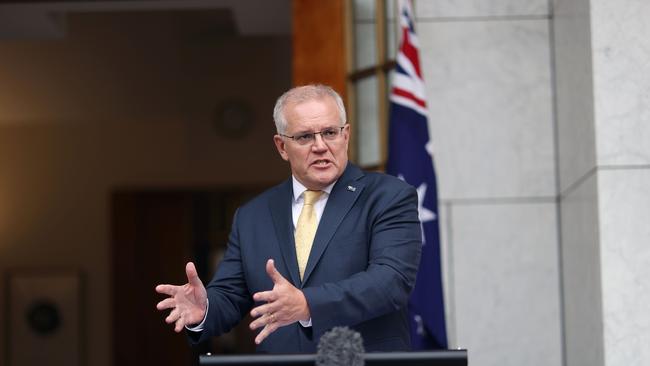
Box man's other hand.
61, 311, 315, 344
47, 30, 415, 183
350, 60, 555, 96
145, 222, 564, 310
155, 262, 208, 332
249, 259, 311, 344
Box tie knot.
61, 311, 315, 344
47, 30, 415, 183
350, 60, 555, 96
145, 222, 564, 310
303, 190, 322, 205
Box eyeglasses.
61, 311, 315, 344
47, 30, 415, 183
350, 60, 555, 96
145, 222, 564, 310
280, 126, 345, 146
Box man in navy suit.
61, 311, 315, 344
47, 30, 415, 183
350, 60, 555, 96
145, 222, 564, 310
156, 84, 422, 353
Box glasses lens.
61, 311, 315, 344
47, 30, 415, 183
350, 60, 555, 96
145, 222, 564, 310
320, 128, 337, 140
289, 127, 343, 145
295, 133, 314, 145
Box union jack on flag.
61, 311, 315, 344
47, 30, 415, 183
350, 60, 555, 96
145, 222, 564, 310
386, 0, 448, 350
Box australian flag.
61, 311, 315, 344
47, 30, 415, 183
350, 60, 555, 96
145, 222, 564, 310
386, 0, 448, 350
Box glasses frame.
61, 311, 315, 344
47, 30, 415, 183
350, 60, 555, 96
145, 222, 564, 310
279, 126, 346, 146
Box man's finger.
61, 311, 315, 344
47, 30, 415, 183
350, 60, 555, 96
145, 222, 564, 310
249, 314, 266, 330
166, 308, 181, 324
252, 290, 277, 303
185, 262, 202, 287
250, 311, 280, 330
155, 284, 178, 296
265, 259, 286, 284
157, 298, 176, 310
255, 322, 279, 345
250, 302, 275, 318
174, 317, 186, 333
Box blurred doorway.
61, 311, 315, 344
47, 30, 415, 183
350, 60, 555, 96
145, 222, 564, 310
110, 186, 267, 366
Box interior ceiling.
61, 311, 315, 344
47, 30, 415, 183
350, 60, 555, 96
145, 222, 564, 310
0, 0, 291, 39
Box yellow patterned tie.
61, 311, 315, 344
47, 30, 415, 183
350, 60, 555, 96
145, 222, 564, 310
295, 190, 322, 280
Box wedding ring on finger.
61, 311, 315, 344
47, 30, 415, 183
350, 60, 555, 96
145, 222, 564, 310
269, 313, 276, 323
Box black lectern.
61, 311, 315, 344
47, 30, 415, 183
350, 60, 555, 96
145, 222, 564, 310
199, 350, 468, 366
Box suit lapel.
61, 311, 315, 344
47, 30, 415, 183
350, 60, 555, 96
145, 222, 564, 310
302, 164, 365, 285
269, 179, 301, 286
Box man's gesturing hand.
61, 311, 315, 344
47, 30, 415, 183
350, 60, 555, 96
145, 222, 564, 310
250, 259, 310, 344
155, 262, 208, 333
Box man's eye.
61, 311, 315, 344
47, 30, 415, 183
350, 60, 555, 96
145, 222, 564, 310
296, 134, 313, 142
322, 129, 337, 137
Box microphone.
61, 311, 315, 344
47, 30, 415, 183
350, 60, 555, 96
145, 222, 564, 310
316, 326, 365, 366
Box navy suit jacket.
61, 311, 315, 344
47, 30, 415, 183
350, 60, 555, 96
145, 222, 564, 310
192, 163, 422, 353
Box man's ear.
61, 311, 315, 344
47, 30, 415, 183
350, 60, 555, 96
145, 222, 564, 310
273, 135, 289, 161
342, 124, 351, 149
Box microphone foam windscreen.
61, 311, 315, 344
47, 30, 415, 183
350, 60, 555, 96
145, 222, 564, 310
316, 326, 365, 366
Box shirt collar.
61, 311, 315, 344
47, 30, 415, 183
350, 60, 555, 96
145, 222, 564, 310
292, 176, 336, 202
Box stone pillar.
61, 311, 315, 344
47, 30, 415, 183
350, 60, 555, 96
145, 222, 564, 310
554, 0, 650, 365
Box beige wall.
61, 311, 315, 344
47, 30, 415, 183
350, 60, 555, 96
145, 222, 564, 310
0, 11, 291, 366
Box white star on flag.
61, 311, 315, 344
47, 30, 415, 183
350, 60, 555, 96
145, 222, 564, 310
398, 175, 437, 245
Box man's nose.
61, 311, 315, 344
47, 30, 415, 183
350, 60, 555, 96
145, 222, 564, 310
311, 133, 328, 150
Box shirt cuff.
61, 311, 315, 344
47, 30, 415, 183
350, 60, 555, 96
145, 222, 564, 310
298, 318, 312, 327
185, 299, 209, 332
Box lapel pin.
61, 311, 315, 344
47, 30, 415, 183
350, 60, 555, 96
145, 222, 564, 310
347, 185, 356, 192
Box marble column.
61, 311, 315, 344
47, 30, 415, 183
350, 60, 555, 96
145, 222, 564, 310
554, 0, 650, 365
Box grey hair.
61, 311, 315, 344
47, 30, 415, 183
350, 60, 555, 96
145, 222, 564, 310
273, 84, 347, 134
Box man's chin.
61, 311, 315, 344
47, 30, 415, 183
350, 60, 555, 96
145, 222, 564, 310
306, 173, 338, 190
